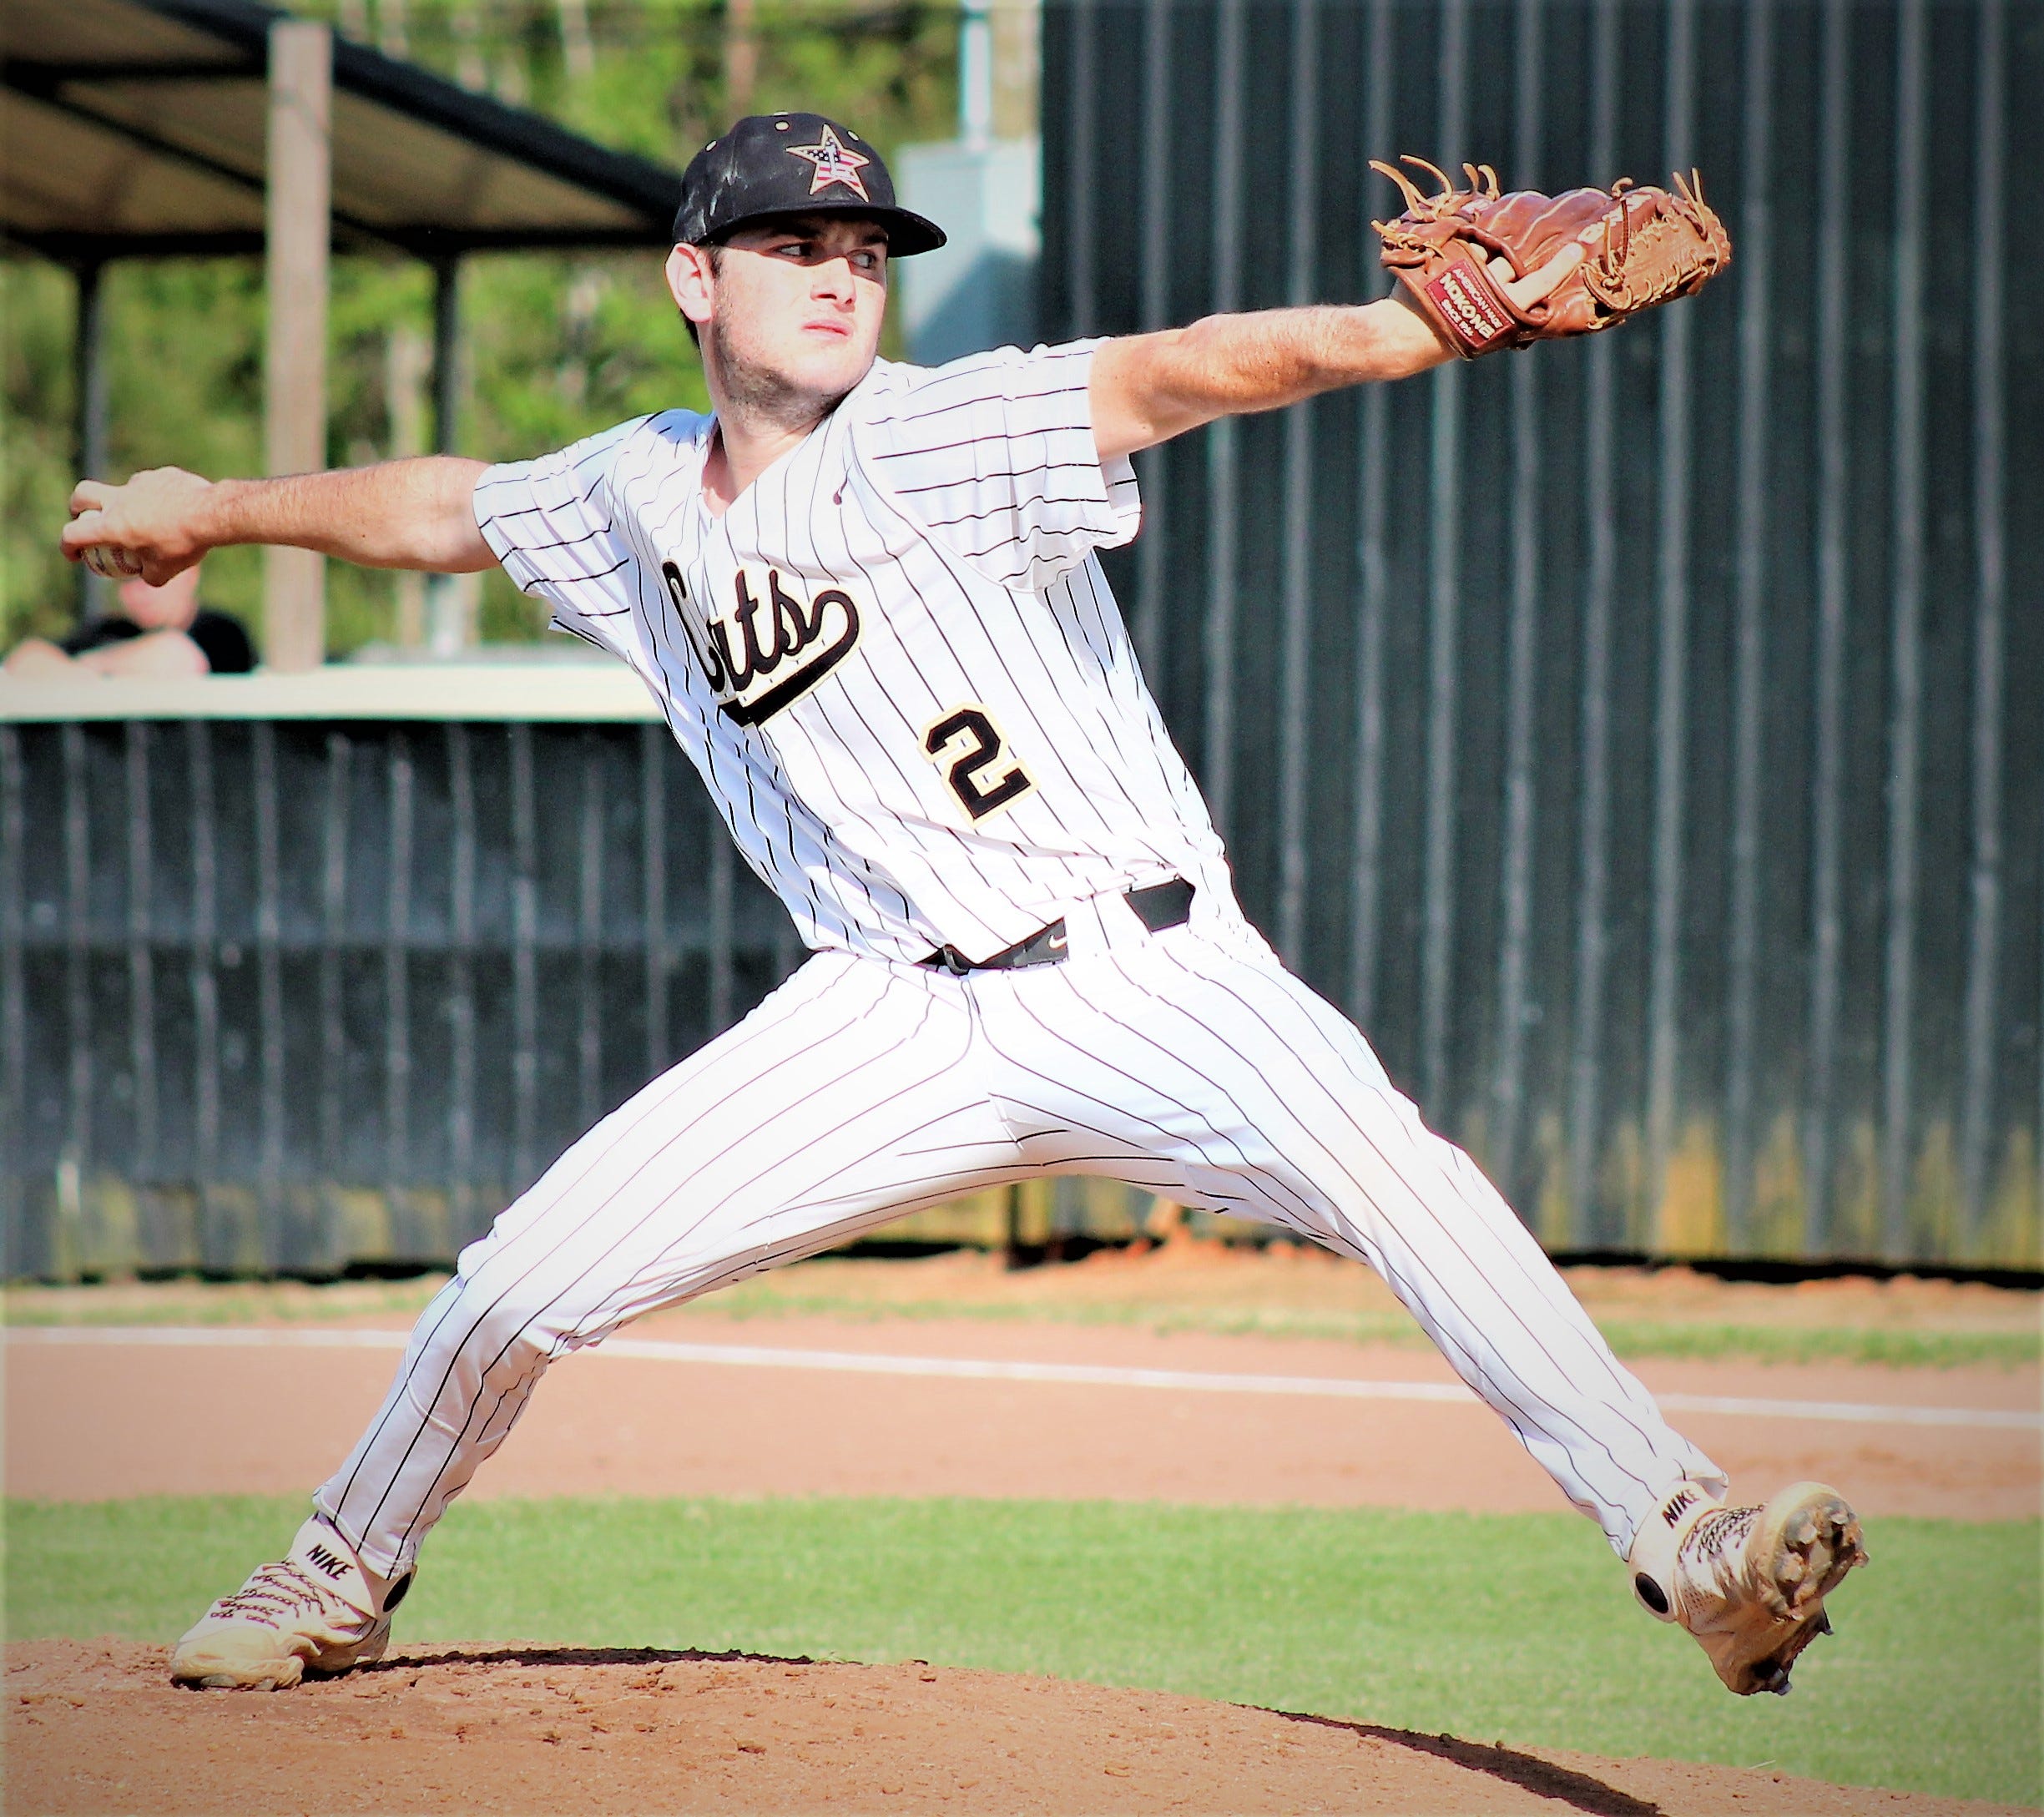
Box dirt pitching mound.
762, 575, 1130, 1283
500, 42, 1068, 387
8, 1640, 2016, 1817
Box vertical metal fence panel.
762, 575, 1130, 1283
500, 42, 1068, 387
1879, 0, 1925, 1262
1, 728, 25, 1276
1723, 0, 1773, 1254
1490, 0, 1544, 1204
1959, 0, 2004, 1256
3, 0, 2036, 1279
1347, 0, 1396, 1032
1804, 0, 1850, 1254
1130, 0, 1176, 669
1043, 0, 2042, 1266
1565, 0, 1619, 1249
2, 718, 800, 1277
1274, 0, 1320, 967
1199, 0, 1247, 834
187, 723, 220, 1265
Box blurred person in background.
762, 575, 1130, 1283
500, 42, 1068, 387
3, 561, 255, 679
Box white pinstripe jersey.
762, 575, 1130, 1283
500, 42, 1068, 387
475, 340, 1231, 965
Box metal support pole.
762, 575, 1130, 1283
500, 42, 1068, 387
723, 0, 758, 114
432, 257, 462, 456
426, 257, 474, 654
263, 18, 332, 672
73, 260, 110, 623
960, 0, 993, 149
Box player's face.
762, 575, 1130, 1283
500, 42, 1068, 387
684, 215, 889, 417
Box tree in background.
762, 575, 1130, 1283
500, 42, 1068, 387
2, 1, 958, 656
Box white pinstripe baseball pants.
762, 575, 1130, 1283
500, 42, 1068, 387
318, 892, 1723, 1579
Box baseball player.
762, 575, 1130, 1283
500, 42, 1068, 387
65, 114, 1860, 1701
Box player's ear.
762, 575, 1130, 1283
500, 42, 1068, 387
666, 243, 717, 335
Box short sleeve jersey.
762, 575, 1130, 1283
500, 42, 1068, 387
474, 340, 1230, 965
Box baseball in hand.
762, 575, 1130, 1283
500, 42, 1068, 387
83, 544, 143, 580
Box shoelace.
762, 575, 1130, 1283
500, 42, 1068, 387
1683, 1503, 1759, 1564
214, 1560, 357, 1629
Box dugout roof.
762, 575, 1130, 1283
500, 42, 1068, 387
1, 0, 681, 262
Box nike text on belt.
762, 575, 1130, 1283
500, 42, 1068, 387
920, 879, 1195, 976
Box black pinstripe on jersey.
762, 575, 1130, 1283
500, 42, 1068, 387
474, 341, 1225, 967
306, 346, 1725, 1605
316, 932, 1718, 1580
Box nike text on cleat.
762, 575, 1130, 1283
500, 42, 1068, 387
1627, 1479, 1867, 1697
169, 1515, 412, 1691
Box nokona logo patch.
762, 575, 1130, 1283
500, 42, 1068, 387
787, 124, 871, 200
663, 562, 862, 727
1426, 260, 1514, 351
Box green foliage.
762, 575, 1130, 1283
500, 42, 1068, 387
2, 2, 958, 656
2, 264, 83, 644
10, 1494, 2038, 1805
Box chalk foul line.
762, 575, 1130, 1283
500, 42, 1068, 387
8, 1325, 2036, 1433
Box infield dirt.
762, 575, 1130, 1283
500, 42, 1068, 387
8, 1638, 2029, 1817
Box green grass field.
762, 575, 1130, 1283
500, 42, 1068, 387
6, 1273, 2034, 1370
9, 1496, 2037, 1806
696, 1289, 2044, 1371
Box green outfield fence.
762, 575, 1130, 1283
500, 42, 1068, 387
2, 0, 2037, 1278
1042, 0, 2041, 1268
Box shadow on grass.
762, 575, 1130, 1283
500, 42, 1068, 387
1272, 1708, 1665, 1817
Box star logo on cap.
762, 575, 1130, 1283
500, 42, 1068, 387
787, 124, 871, 201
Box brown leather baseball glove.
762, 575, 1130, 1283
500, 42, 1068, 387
1370, 157, 1733, 358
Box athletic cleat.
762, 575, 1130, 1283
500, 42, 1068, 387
170, 1514, 411, 1691
1628, 1480, 1867, 1696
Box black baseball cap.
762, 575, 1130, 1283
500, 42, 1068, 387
673, 113, 946, 256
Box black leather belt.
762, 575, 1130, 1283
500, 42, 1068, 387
921, 878, 1194, 976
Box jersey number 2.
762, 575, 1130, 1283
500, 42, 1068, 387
925, 707, 1034, 821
